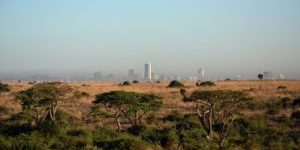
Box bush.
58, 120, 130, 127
199, 81, 216, 86
292, 98, 300, 108
73, 91, 90, 99
93, 129, 151, 150
281, 97, 292, 108
275, 115, 291, 126
0, 106, 9, 114
167, 80, 184, 88
141, 128, 178, 149
121, 81, 131, 86
132, 80, 139, 84
291, 111, 300, 120
266, 106, 280, 115
0, 83, 10, 93
277, 85, 288, 91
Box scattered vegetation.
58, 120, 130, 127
119, 81, 131, 86
258, 73, 264, 80
0, 83, 10, 93
167, 80, 184, 88
277, 85, 288, 91
132, 80, 139, 84
1, 81, 300, 149
197, 81, 216, 87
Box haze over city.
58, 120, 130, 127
1, 0, 300, 80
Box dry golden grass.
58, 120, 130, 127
1, 80, 300, 120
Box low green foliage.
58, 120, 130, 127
167, 80, 184, 88
0, 82, 10, 93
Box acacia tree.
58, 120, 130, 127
123, 93, 162, 127
180, 89, 249, 149
93, 91, 136, 132
16, 82, 72, 124
92, 91, 162, 132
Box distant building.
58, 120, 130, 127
236, 74, 242, 80
128, 69, 136, 80
189, 76, 198, 81
159, 75, 167, 81
144, 62, 152, 80
152, 73, 159, 80
107, 73, 115, 81
198, 68, 205, 81
94, 72, 102, 81
278, 73, 285, 80
263, 71, 273, 80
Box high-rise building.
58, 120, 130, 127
128, 69, 135, 80
198, 68, 205, 81
263, 71, 273, 80
278, 73, 285, 80
144, 62, 152, 80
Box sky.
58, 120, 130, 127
0, 0, 300, 79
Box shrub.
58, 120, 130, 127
258, 74, 264, 80
277, 85, 288, 91
281, 97, 292, 108
198, 81, 216, 86
132, 80, 139, 84
167, 80, 184, 88
292, 98, 300, 108
93, 129, 151, 150
275, 115, 291, 126
0, 83, 10, 93
291, 111, 300, 120
73, 91, 90, 99
0, 135, 12, 150
0, 106, 9, 114
122, 81, 131, 86
141, 128, 178, 149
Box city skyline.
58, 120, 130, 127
0, 1, 300, 79
0, 60, 289, 81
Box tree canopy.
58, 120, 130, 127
16, 82, 72, 124
93, 91, 162, 132
180, 89, 250, 149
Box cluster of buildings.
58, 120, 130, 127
91, 62, 286, 82
127, 62, 206, 82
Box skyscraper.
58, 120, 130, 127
144, 62, 152, 80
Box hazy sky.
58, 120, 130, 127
1, 0, 300, 78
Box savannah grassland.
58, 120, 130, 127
1, 80, 300, 120
1, 80, 300, 150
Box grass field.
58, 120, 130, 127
1, 80, 300, 120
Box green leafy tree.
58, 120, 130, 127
123, 93, 162, 128
93, 91, 162, 132
93, 91, 136, 132
16, 82, 72, 124
180, 89, 249, 149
